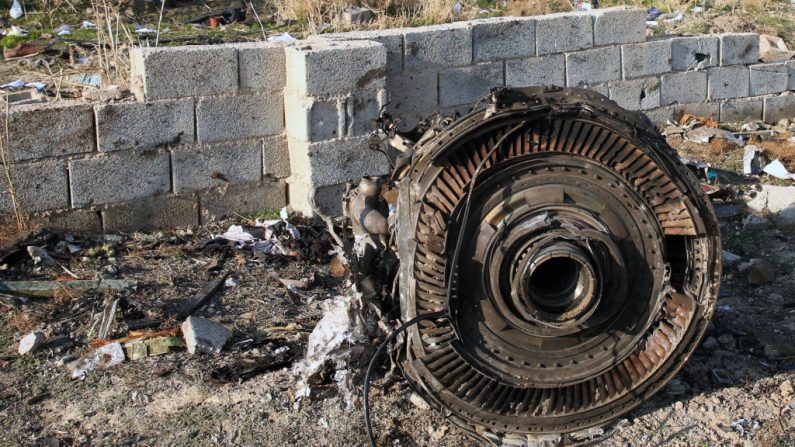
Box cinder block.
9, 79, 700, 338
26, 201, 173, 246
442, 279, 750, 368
32, 208, 102, 233
763, 95, 795, 123
325, 29, 404, 76
472, 17, 535, 62
234, 42, 286, 92
404, 22, 473, 71
671, 36, 719, 71
720, 97, 763, 122
69, 150, 171, 207
200, 180, 286, 223
286, 39, 386, 97
263, 137, 291, 179
788, 61, 795, 90
386, 70, 439, 132
288, 178, 346, 217
672, 102, 720, 122
0, 158, 68, 213
505, 54, 565, 88
660, 71, 707, 105
130, 45, 238, 100
707, 66, 750, 100
587, 84, 609, 97
719, 33, 760, 66
289, 136, 390, 188
535, 11, 592, 55
643, 106, 674, 127
566, 47, 621, 87
439, 62, 504, 107
4, 102, 94, 162
592, 7, 645, 46
622, 40, 672, 79
608, 77, 660, 110
196, 93, 284, 143
749, 63, 788, 96
171, 141, 263, 193
346, 89, 387, 137
284, 95, 343, 142
102, 194, 199, 232
95, 99, 194, 152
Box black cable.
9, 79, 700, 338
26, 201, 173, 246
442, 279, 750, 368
364, 309, 448, 447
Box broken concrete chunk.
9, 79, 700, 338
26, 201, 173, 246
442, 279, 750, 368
182, 316, 232, 354
745, 258, 775, 285
18, 331, 45, 355
722, 250, 742, 268
67, 342, 125, 379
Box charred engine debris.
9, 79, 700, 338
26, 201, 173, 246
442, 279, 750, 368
329, 86, 722, 446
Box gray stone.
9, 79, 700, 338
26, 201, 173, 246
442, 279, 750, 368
347, 89, 386, 137
288, 178, 346, 217
535, 11, 592, 55
472, 17, 535, 62
324, 29, 404, 76
4, 102, 94, 162
285, 39, 386, 97
622, 40, 672, 79
95, 99, 194, 152
200, 180, 287, 223
505, 54, 565, 88
171, 141, 263, 193
130, 45, 238, 100
102, 194, 198, 232
660, 71, 707, 105
763, 95, 795, 123
746, 258, 775, 285
234, 41, 286, 92
591, 6, 645, 46
750, 63, 788, 96
707, 66, 750, 100
386, 70, 439, 132
643, 106, 674, 126
719, 33, 760, 66
263, 137, 291, 179
765, 185, 795, 213
196, 93, 284, 143
788, 61, 795, 90
566, 46, 621, 87
722, 250, 742, 268
702, 336, 719, 350
720, 98, 763, 123
32, 208, 103, 233
69, 150, 171, 207
439, 62, 504, 107
182, 316, 232, 354
743, 214, 770, 231
777, 207, 795, 227
608, 77, 660, 110
0, 158, 68, 213
284, 96, 343, 142
289, 136, 390, 188
18, 331, 45, 355
671, 36, 719, 71
403, 22, 472, 71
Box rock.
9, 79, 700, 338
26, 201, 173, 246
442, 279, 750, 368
746, 258, 776, 285
18, 331, 45, 355
718, 334, 736, 349
182, 316, 232, 354
702, 336, 719, 350
768, 293, 783, 303
737, 261, 751, 274
673, 401, 684, 411
722, 250, 742, 267
776, 207, 795, 228
781, 380, 793, 397
341, 6, 374, 25
665, 378, 691, 396
409, 392, 431, 410
743, 214, 770, 231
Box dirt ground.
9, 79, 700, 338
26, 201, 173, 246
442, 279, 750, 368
1, 131, 795, 446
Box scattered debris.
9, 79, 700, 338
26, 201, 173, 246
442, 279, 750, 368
211, 350, 295, 383
27, 246, 56, 265
9, 0, 23, 19
743, 145, 762, 175
279, 277, 310, 290
182, 316, 232, 354
0, 279, 137, 298
187, 0, 246, 26
341, 6, 374, 25
124, 336, 185, 360
67, 342, 125, 380
762, 159, 795, 180
266, 32, 296, 43
722, 250, 742, 267
18, 331, 46, 355
745, 258, 776, 285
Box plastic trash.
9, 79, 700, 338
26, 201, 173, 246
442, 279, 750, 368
763, 159, 795, 180
81, 20, 97, 29
0, 79, 25, 89
266, 32, 296, 43
577, 2, 592, 11
9, 0, 23, 20
743, 145, 762, 175
7, 25, 27, 36
55, 24, 72, 36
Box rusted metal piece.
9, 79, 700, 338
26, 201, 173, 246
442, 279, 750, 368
348, 86, 721, 444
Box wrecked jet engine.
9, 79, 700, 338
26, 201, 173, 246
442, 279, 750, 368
343, 87, 721, 445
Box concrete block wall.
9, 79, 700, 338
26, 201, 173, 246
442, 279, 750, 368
3, 6, 795, 232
